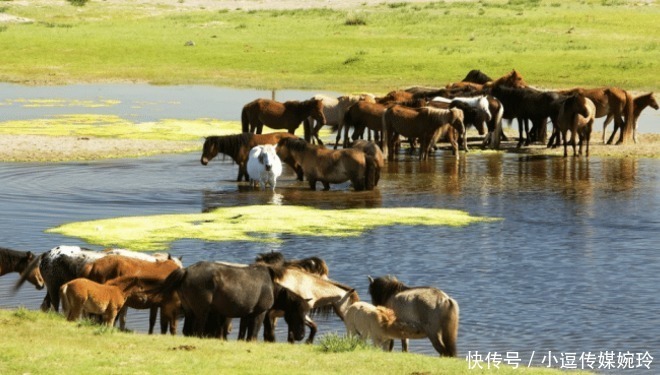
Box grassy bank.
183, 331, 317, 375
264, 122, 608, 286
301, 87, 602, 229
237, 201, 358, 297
0, 308, 581, 374
0, 0, 658, 92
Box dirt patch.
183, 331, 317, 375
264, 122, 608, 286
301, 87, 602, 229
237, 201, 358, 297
0, 134, 199, 162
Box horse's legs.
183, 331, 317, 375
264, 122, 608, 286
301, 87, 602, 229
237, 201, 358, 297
304, 316, 317, 344
147, 306, 157, 334
334, 124, 343, 150
607, 115, 624, 145
263, 311, 277, 342
313, 122, 325, 146
401, 339, 409, 352
322, 181, 331, 191
116, 305, 128, 330
602, 114, 613, 144
429, 333, 449, 357
246, 312, 266, 341
238, 317, 248, 340
40, 294, 52, 312
308, 178, 317, 191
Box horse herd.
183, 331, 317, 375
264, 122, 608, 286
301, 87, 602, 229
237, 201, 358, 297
201, 69, 657, 191
4, 245, 459, 357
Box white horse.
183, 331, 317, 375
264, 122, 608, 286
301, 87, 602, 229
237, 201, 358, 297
344, 301, 424, 351
246, 144, 282, 191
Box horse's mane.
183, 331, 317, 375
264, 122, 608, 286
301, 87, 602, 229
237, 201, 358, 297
277, 137, 310, 152
369, 275, 410, 306
255, 251, 285, 266
206, 133, 252, 159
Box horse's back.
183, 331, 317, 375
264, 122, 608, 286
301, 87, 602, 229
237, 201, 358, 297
387, 288, 454, 323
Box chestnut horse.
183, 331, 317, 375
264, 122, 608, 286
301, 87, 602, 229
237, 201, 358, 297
605, 92, 657, 144
382, 105, 465, 161
200, 132, 303, 182
241, 98, 325, 136
556, 95, 596, 157
1, 247, 44, 290
337, 101, 389, 149
276, 138, 376, 191
81, 254, 183, 334
368, 275, 459, 357
60, 276, 142, 326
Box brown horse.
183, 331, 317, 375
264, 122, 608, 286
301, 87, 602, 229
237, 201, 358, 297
556, 94, 596, 157
200, 132, 303, 182
344, 301, 424, 351
605, 92, 657, 144
1, 247, 44, 290
255, 251, 329, 279
558, 87, 633, 145
276, 138, 376, 191
382, 105, 465, 161
376, 90, 415, 104
337, 101, 389, 149
60, 276, 142, 326
485, 69, 529, 89
368, 275, 459, 357
241, 98, 325, 136
304, 94, 375, 146
81, 254, 183, 334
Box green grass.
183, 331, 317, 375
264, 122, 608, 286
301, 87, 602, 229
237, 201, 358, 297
0, 1, 657, 92
0, 309, 583, 375
47, 205, 500, 250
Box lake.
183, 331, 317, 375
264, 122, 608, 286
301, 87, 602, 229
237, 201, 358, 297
0, 84, 658, 373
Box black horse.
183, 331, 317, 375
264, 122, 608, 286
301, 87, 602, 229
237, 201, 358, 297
152, 261, 307, 341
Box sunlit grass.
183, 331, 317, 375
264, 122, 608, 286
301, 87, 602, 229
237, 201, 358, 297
47, 205, 500, 250
0, 1, 657, 92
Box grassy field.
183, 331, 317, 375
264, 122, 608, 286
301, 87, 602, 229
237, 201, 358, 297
0, 308, 584, 375
0, 0, 658, 92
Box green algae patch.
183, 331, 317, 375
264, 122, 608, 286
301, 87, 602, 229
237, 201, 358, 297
0, 115, 241, 141
47, 205, 500, 251
4, 98, 121, 108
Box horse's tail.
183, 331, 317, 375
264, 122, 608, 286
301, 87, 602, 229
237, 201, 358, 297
365, 154, 376, 191
381, 108, 390, 161
440, 297, 460, 357
145, 267, 187, 298
241, 106, 250, 133
13, 252, 44, 295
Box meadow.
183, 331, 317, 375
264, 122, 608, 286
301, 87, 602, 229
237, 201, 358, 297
0, 0, 658, 92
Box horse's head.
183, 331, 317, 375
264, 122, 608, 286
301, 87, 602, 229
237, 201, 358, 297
201, 137, 219, 165
20, 252, 45, 290
310, 99, 326, 125
646, 93, 659, 110
280, 288, 311, 342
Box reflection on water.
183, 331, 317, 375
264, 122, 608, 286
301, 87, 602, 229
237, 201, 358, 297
0, 150, 658, 372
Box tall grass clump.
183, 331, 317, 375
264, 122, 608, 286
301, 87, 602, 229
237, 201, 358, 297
67, 0, 89, 6
345, 12, 367, 26
317, 333, 372, 353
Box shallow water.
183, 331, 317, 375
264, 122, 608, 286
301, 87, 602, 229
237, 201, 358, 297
0, 84, 658, 373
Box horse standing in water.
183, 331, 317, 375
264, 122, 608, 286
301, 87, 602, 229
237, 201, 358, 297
368, 275, 459, 357
200, 132, 302, 182
1, 247, 44, 290
241, 98, 326, 136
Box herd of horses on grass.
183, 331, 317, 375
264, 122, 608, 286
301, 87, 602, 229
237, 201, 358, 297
4, 245, 458, 356
202, 69, 657, 191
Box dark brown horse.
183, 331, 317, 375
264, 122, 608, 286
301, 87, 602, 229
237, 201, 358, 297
241, 98, 325, 136
338, 101, 389, 149
382, 105, 465, 161
461, 69, 493, 84
200, 132, 303, 182
1, 247, 44, 290
276, 138, 376, 191
151, 261, 308, 342
368, 275, 459, 357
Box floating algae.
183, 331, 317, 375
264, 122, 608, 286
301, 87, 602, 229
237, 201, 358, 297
47, 205, 500, 251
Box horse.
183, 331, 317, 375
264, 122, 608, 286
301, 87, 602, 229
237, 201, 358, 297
557, 87, 633, 145
489, 85, 558, 147
429, 96, 491, 147
150, 261, 308, 342
254, 251, 329, 342
1, 247, 44, 290
350, 140, 384, 186
381, 105, 465, 161
246, 144, 283, 191
241, 98, 326, 136
274, 267, 359, 344
80, 254, 183, 334
200, 132, 303, 182
337, 101, 389, 149
376, 90, 415, 104
461, 69, 493, 84
555, 95, 596, 157
344, 301, 424, 351
15, 246, 106, 312
604, 92, 657, 144
368, 275, 459, 357
304, 94, 375, 145
59, 276, 142, 326
276, 138, 376, 191
254, 251, 329, 279
102, 248, 182, 266
485, 69, 529, 89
